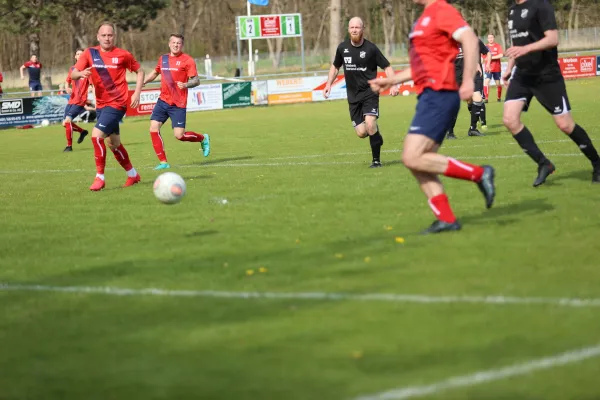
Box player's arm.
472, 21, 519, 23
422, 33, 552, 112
185, 76, 200, 88
455, 27, 478, 100
485, 51, 492, 72
19, 64, 26, 80
506, 1, 558, 59
324, 64, 339, 99
130, 67, 145, 109
502, 57, 516, 83
383, 65, 400, 96
369, 67, 412, 93
143, 70, 159, 86
492, 46, 504, 60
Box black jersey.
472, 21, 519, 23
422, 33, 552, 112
455, 39, 489, 74
508, 0, 561, 78
333, 38, 391, 103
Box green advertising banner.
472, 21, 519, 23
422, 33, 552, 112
222, 82, 252, 109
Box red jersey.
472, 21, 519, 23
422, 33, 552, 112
66, 66, 91, 106
155, 53, 198, 108
24, 61, 42, 81
486, 42, 503, 72
408, 0, 469, 94
74, 46, 140, 110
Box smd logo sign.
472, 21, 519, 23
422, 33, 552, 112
0, 99, 24, 115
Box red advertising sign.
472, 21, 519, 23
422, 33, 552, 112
260, 16, 281, 37
558, 56, 597, 79
126, 89, 160, 116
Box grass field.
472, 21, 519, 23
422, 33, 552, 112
1, 78, 600, 400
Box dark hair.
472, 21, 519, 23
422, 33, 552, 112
169, 33, 185, 42
75, 48, 84, 52
97, 21, 116, 33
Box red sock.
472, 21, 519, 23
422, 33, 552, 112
497, 85, 502, 100
428, 194, 457, 223
112, 144, 133, 171
71, 122, 83, 133
444, 157, 484, 182
178, 131, 204, 142
65, 122, 73, 146
92, 137, 106, 174
483, 86, 489, 99
150, 131, 168, 162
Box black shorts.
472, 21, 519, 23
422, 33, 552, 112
455, 71, 484, 94
348, 96, 379, 127
505, 75, 571, 115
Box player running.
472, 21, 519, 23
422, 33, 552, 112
324, 16, 399, 168
447, 38, 491, 139
20, 55, 43, 97
71, 22, 145, 191
484, 34, 504, 103
369, 0, 495, 234
503, 0, 600, 185
143, 34, 209, 170
62, 49, 89, 152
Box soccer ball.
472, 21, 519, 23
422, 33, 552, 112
153, 172, 186, 204
41, 119, 50, 127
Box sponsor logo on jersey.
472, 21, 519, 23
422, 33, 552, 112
421, 16, 431, 27
360, 51, 366, 58
521, 9, 528, 18
344, 57, 352, 64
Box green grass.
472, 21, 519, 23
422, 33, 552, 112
1, 78, 600, 400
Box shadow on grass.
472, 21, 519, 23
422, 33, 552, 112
194, 156, 254, 165
136, 175, 214, 186
550, 169, 593, 184
185, 230, 219, 238
461, 198, 555, 226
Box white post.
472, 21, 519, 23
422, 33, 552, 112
247, 1, 255, 76
204, 54, 212, 78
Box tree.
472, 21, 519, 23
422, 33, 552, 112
329, 0, 341, 59
0, 0, 61, 57
380, 0, 395, 57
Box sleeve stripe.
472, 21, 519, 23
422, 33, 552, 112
452, 26, 471, 41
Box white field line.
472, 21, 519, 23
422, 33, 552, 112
353, 343, 600, 400
0, 153, 584, 174
1, 283, 600, 308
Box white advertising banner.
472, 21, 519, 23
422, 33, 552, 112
187, 83, 223, 112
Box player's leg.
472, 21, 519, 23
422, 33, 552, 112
404, 90, 495, 233
149, 100, 170, 169
363, 98, 383, 167
171, 106, 210, 157
494, 73, 503, 101
483, 72, 491, 102
89, 108, 108, 191
102, 107, 141, 187
62, 106, 74, 152
468, 85, 485, 136
534, 80, 600, 183
503, 79, 553, 187
446, 73, 462, 140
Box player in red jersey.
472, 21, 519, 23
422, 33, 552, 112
62, 49, 90, 152
369, 0, 495, 234
143, 34, 209, 170
484, 34, 504, 102
71, 22, 145, 191
20, 55, 43, 97
0, 71, 3, 98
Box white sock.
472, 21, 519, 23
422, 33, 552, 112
95, 173, 105, 180
126, 168, 137, 178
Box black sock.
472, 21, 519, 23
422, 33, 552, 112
514, 126, 547, 165
448, 113, 458, 134
470, 104, 480, 130
369, 131, 383, 162
568, 124, 600, 167
479, 102, 487, 125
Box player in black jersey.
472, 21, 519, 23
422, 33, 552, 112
324, 17, 398, 168
447, 38, 491, 139
503, 0, 600, 185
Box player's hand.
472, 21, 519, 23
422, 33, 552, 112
176, 81, 187, 89
502, 71, 512, 85
323, 83, 331, 99
80, 67, 92, 78
66, 87, 72, 94
130, 92, 140, 109
389, 85, 400, 97
20, 76, 24, 80
459, 80, 474, 101
369, 77, 393, 94
505, 46, 530, 59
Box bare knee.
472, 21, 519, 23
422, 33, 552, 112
555, 116, 575, 134
355, 125, 368, 138
503, 113, 522, 134
366, 122, 378, 135
402, 151, 419, 171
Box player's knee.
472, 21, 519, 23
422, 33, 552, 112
503, 113, 520, 131
555, 116, 575, 134
366, 122, 378, 135
401, 152, 419, 171
472, 93, 483, 103
355, 127, 368, 138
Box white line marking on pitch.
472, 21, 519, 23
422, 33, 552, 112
1, 283, 600, 308
0, 153, 583, 174
353, 343, 600, 400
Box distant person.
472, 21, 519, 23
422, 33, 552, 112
0, 71, 3, 98
62, 49, 90, 152
143, 33, 209, 170
20, 55, 43, 97
324, 16, 399, 168
484, 33, 504, 102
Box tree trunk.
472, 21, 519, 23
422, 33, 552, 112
380, 0, 395, 57
567, 0, 576, 42
312, 5, 330, 56
329, 0, 341, 58
494, 11, 507, 50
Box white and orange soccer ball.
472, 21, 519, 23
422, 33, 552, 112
153, 172, 186, 204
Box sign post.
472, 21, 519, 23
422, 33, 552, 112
237, 13, 304, 76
